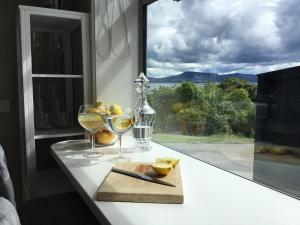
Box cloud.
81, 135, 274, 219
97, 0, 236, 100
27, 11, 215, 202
276, 0, 300, 52
147, 0, 300, 77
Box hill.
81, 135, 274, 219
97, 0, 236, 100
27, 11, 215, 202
148, 71, 257, 83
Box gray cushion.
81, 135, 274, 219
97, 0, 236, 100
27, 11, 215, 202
0, 145, 16, 206
0, 197, 20, 225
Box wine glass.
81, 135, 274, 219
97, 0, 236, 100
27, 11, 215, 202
107, 111, 133, 162
78, 105, 106, 158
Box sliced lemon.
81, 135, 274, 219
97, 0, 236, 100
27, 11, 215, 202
156, 157, 180, 167
112, 117, 130, 129
151, 163, 172, 176
120, 118, 132, 128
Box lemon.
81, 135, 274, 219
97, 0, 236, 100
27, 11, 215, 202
96, 101, 106, 106
156, 157, 180, 167
95, 129, 117, 145
113, 108, 123, 115
110, 104, 123, 115
151, 163, 172, 176
86, 108, 101, 114
110, 104, 121, 110
95, 102, 107, 113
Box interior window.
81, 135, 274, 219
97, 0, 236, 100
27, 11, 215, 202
145, 0, 300, 199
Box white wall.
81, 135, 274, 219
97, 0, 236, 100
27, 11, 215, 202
93, 0, 139, 108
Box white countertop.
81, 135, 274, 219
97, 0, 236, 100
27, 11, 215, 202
51, 138, 300, 225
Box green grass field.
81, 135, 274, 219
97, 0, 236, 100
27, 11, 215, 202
152, 133, 254, 144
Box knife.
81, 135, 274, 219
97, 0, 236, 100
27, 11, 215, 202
111, 167, 176, 187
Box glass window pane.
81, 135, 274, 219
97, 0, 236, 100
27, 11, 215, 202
147, 0, 300, 199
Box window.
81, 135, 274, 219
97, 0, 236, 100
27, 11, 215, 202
144, 0, 300, 199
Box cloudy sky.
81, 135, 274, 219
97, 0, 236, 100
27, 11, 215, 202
147, 0, 300, 78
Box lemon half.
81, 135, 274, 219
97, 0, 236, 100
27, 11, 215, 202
156, 157, 180, 167
151, 163, 172, 176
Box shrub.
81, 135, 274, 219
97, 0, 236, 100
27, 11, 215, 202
148, 79, 256, 137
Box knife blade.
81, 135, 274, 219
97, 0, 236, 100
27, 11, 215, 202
111, 167, 176, 187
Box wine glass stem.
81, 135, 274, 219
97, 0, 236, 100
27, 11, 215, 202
118, 135, 123, 158
91, 131, 95, 154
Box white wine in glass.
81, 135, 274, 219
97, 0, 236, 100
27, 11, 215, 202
107, 114, 133, 162
78, 105, 106, 158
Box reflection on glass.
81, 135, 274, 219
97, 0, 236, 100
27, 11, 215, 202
254, 66, 300, 198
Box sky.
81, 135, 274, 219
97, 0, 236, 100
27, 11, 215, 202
147, 0, 300, 78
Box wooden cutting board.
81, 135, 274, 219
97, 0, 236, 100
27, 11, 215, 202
97, 162, 184, 204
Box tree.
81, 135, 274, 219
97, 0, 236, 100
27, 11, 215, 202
175, 81, 199, 102
224, 88, 255, 136
148, 86, 177, 132
219, 77, 257, 101
148, 79, 256, 137
219, 77, 249, 91
201, 84, 232, 135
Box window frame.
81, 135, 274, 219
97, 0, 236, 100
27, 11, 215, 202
138, 0, 157, 74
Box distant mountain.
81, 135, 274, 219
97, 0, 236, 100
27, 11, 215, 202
148, 71, 257, 83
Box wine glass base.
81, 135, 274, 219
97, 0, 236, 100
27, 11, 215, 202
84, 152, 104, 158
109, 156, 131, 163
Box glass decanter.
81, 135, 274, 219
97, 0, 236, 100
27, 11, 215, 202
133, 72, 156, 150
